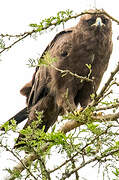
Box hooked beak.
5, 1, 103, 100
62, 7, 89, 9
92, 17, 104, 27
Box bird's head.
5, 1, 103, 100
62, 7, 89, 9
78, 9, 112, 33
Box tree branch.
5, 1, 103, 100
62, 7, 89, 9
95, 103, 119, 111
49, 125, 113, 177
0, 9, 119, 55
91, 62, 119, 106
5, 9, 119, 180
38, 156, 51, 180
51, 64, 93, 82
7, 109, 119, 180
61, 148, 119, 179
4, 146, 38, 180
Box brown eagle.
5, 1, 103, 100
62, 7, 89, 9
4, 9, 113, 145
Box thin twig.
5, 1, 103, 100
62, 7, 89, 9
0, 10, 119, 55
69, 156, 79, 180
61, 148, 119, 179
38, 156, 51, 180
8, 111, 119, 178
95, 103, 119, 111
4, 146, 38, 180
51, 64, 93, 82
91, 62, 119, 106
5, 10, 119, 179
0, 30, 35, 54
50, 125, 112, 174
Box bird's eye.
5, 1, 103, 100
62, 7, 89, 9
61, 51, 68, 57
86, 18, 96, 26
101, 17, 108, 24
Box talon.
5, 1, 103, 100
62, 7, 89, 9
93, 111, 103, 116
97, 112, 103, 116
74, 107, 83, 116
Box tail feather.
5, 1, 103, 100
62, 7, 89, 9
9, 107, 28, 124
1, 107, 28, 131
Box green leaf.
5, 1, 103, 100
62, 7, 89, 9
0, 38, 5, 49
0, 119, 16, 132
38, 52, 57, 66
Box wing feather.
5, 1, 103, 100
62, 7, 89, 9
27, 29, 73, 107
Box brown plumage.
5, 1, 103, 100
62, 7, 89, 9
8, 9, 113, 146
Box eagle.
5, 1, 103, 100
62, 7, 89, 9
3, 9, 113, 146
